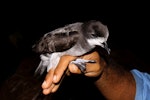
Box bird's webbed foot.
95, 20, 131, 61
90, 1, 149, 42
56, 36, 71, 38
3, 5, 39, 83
70, 58, 96, 73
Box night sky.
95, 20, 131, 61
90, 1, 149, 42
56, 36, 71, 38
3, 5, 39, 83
0, 3, 150, 84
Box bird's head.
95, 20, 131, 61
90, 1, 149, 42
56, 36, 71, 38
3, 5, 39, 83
82, 20, 109, 45
81, 20, 110, 54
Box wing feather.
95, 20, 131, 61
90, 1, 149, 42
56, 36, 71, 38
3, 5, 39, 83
33, 31, 80, 54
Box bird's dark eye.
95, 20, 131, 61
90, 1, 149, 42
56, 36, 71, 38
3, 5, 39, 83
91, 33, 97, 37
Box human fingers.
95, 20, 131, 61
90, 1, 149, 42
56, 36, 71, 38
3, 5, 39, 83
42, 69, 67, 94
41, 69, 55, 93
52, 55, 77, 83
51, 83, 61, 93
42, 83, 55, 95
42, 81, 63, 94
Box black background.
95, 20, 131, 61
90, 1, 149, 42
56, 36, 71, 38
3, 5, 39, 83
1, 2, 150, 82
0, 2, 150, 99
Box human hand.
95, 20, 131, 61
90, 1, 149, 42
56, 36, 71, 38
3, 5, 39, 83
41, 51, 106, 95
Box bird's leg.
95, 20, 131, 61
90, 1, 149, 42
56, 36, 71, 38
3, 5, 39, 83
70, 58, 96, 73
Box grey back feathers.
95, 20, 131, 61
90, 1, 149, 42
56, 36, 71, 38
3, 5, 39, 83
33, 20, 110, 75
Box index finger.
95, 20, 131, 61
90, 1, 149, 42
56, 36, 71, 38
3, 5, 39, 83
53, 55, 77, 83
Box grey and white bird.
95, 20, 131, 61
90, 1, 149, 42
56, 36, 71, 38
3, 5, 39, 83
33, 20, 110, 75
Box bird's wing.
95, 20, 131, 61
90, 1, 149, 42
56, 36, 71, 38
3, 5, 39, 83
33, 30, 81, 54
33, 31, 82, 75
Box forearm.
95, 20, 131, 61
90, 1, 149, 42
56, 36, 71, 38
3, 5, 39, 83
94, 59, 136, 100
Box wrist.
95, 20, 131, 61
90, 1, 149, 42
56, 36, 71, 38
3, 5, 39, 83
94, 58, 136, 100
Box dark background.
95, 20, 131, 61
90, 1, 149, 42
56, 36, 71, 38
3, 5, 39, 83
0, 2, 150, 100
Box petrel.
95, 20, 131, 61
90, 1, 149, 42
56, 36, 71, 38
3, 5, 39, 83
33, 20, 110, 75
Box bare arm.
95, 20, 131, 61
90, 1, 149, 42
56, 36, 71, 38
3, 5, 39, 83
42, 51, 136, 100
94, 59, 136, 100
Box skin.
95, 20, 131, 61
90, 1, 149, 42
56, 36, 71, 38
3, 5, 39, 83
41, 51, 136, 100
